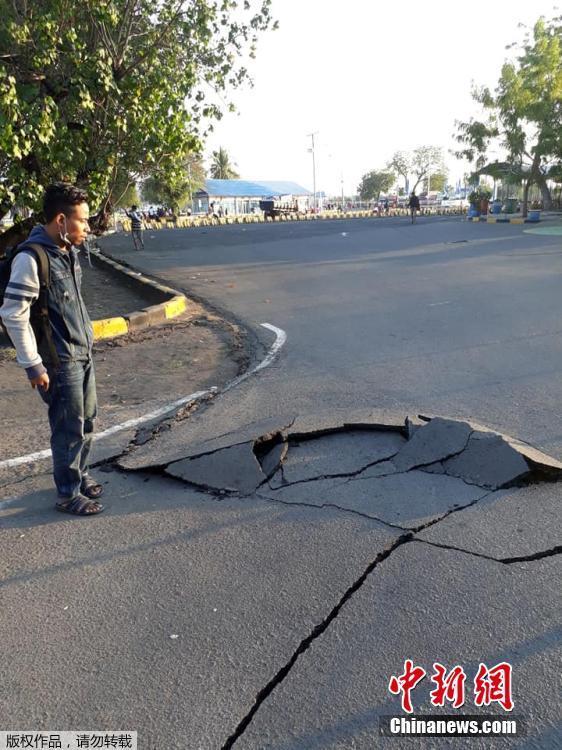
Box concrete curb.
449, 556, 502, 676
118, 207, 467, 232
467, 215, 537, 224
89, 248, 192, 341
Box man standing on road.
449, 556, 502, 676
408, 191, 420, 223
0, 183, 104, 516
126, 204, 144, 250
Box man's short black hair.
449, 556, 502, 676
43, 182, 89, 222
131, 204, 138, 211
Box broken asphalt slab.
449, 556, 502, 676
233, 543, 562, 750
118, 413, 297, 471
263, 470, 488, 529
441, 432, 530, 490
392, 416, 473, 472
392, 417, 538, 488
166, 441, 266, 495
119, 411, 562, 505
418, 482, 562, 560
419, 413, 562, 474
260, 440, 289, 479
280, 430, 405, 485
117, 407, 411, 472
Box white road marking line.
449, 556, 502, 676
222, 323, 287, 391
0, 323, 287, 475
0, 391, 210, 472
428, 301, 452, 307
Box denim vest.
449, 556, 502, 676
21, 240, 93, 365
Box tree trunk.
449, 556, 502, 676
523, 153, 544, 217
521, 180, 530, 218
412, 174, 424, 192
0, 216, 39, 257
89, 197, 113, 235
0, 204, 111, 257
89, 209, 112, 235
536, 174, 552, 209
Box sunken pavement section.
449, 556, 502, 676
118, 413, 562, 541
112, 410, 562, 748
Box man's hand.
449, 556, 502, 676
30, 372, 49, 391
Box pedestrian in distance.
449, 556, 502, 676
125, 204, 144, 250
0, 182, 104, 515
408, 191, 420, 223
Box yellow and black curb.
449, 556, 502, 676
467, 216, 534, 224
89, 248, 192, 341
119, 207, 467, 232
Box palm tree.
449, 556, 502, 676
210, 147, 239, 179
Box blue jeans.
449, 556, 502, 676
40, 359, 97, 498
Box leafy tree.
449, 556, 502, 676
410, 146, 444, 192
142, 176, 184, 210
388, 147, 445, 193
142, 153, 205, 210
114, 183, 140, 209
101, 165, 141, 208
548, 163, 562, 182
209, 147, 239, 179
455, 15, 562, 213
387, 151, 410, 192
426, 171, 447, 193
0, 0, 275, 248
357, 170, 395, 200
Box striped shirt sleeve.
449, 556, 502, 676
0, 251, 46, 378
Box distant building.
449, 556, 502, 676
193, 179, 311, 215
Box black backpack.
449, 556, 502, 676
0, 242, 60, 368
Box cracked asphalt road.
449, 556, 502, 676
2, 217, 562, 749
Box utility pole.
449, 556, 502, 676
307, 131, 318, 212
187, 161, 193, 214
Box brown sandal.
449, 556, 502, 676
56, 495, 104, 516
81, 475, 104, 499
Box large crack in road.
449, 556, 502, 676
221, 532, 415, 749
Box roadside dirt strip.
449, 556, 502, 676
0, 245, 256, 468
88, 246, 195, 340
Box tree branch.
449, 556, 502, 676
114, 0, 140, 68
115, 0, 187, 80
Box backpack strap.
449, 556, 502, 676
26, 243, 50, 291
25, 242, 60, 370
